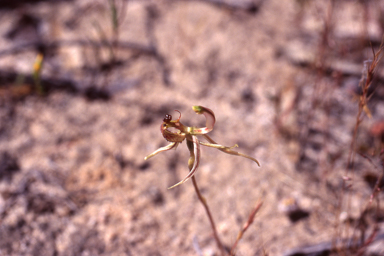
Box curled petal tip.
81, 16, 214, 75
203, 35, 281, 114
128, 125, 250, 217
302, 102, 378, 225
190, 106, 216, 134
192, 105, 203, 113
167, 181, 184, 189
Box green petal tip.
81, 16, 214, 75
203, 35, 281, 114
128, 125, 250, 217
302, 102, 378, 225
192, 106, 203, 113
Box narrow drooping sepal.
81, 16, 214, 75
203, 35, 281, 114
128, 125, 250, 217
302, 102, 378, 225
199, 141, 238, 150
144, 142, 178, 160
202, 134, 260, 167
190, 106, 216, 135
168, 135, 200, 189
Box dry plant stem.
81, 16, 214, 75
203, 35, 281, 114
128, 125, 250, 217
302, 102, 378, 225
359, 153, 384, 203
298, 0, 334, 170
0, 40, 156, 58
230, 201, 263, 256
191, 176, 225, 256
335, 40, 384, 250
177, 0, 260, 12
109, 0, 127, 60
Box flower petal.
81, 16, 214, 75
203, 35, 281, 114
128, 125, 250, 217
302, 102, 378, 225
202, 134, 260, 166
189, 106, 216, 135
199, 141, 238, 150
144, 142, 178, 160
168, 135, 200, 189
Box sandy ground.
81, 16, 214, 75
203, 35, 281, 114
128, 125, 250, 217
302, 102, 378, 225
1, 0, 384, 255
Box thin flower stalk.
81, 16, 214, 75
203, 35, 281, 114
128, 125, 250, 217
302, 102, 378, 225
144, 106, 261, 255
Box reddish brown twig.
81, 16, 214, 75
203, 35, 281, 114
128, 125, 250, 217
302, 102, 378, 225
230, 201, 263, 256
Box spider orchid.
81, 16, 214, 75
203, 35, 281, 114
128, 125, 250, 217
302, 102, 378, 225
144, 106, 260, 189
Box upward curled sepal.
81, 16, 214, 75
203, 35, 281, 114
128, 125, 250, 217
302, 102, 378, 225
190, 105, 216, 135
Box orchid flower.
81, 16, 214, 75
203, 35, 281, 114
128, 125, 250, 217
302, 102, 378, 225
144, 106, 260, 189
